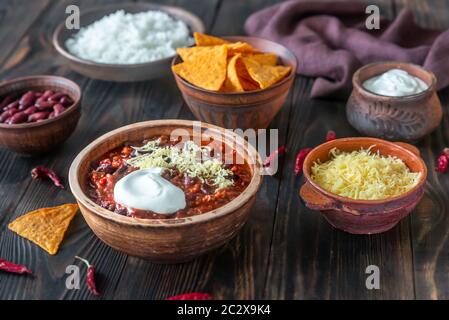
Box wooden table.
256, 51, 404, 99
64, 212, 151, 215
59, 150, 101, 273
0, 0, 448, 300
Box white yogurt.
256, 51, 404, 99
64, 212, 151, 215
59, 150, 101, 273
114, 168, 186, 214
362, 68, 428, 97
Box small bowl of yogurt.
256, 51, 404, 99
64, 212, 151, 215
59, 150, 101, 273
346, 61, 443, 142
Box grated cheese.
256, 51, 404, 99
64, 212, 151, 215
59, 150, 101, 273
311, 146, 421, 200
127, 140, 234, 190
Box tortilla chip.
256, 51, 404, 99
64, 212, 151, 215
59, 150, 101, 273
242, 56, 291, 89
227, 42, 259, 55
247, 53, 278, 66
194, 32, 230, 46
8, 204, 79, 255
177, 46, 218, 62
172, 45, 228, 91
235, 56, 260, 91
223, 54, 244, 92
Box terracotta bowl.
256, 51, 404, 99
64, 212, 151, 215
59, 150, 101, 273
172, 36, 297, 130
299, 137, 427, 234
346, 62, 443, 142
0, 75, 81, 154
53, 2, 205, 82
69, 120, 263, 263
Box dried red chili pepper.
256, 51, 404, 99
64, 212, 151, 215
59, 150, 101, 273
295, 148, 312, 176
436, 153, 449, 173
325, 130, 336, 142
443, 148, 449, 158
31, 166, 64, 189
75, 256, 101, 297
167, 293, 213, 300
263, 146, 286, 167
0, 258, 32, 275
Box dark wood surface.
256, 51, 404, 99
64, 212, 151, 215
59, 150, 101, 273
0, 0, 448, 300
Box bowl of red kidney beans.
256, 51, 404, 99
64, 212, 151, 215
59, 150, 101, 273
0, 75, 81, 154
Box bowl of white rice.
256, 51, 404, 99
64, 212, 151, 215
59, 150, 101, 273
53, 3, 204, 82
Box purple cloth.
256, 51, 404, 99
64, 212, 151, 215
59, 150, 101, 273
244, 0, 449, 99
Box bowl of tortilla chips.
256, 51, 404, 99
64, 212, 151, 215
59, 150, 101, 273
171, 33, 297, 130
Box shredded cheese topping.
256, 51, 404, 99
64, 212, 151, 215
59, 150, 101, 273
311, 147, 421, 200
127, 140, 234, 190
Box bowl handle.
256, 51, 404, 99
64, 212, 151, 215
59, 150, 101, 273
394, 142, 420, 156
299, 182, 338, 211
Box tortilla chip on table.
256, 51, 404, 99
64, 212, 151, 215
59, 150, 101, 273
8, 203, 79, 255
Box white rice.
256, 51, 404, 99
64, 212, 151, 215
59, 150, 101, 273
65, 10, 193, 64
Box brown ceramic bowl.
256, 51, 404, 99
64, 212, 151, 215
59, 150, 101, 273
299, 137, 427, 234
0, 75, 81, 154
69, 120, 263, 263
172, 36, 297, 130
346, 62, 443, 142
53, 3, 205, 82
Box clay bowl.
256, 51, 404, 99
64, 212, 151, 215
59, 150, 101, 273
69, 120, 263, 263
299, 137, 427, 234
346, 62, 443, 142
53, 2, 205, 82
172, 36, 297, 130
0, 76, 81, 154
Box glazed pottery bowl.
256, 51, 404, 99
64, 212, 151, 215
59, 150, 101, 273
346, 61, 442, 142
299, 137, 427, 234
69, 120, 263, 263
0, 75, 81, 154
53, 2, 205, 82
172, 36, 297, 130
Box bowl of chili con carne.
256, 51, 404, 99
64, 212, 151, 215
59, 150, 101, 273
69, 120, 263, 263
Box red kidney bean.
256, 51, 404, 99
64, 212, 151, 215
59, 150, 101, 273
41, 90, 54, 100
24, 106, 38, 115
9, 112, 28, 124
1, 89, 70, 124
28, 111, 49, 122
3, 101, 19, 111
0, 108, 18, 123
19, 91, 36, 108
59, 96, 73, 107
35, 96, 46, 104
0, 94, 15, 109
53, 103, 66, 116
18, 103, 29, 111
0, 114, 12, 123
36, 100, 56, 110
49, 93, 64, 102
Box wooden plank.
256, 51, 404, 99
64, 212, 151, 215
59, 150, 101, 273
0, 0, 50, 67
264, 0, 417, 299
394, 0, 449, 300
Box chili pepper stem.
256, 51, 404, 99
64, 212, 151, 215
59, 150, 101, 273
75, 256, 91, 268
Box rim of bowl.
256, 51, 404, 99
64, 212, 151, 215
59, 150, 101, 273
353, 61, 437, 100
302, 137, 427, 205
171, 35, 297, 96
0, 75, 81, 129
52, 2, 205, 68
69, 119, 263, 228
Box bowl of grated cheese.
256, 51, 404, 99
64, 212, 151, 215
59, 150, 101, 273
299, 137, 427, 234
53, 3, 204, 82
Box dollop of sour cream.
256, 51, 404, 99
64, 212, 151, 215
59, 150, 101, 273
114, 168, 186, 215
362, 68, 428, 97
